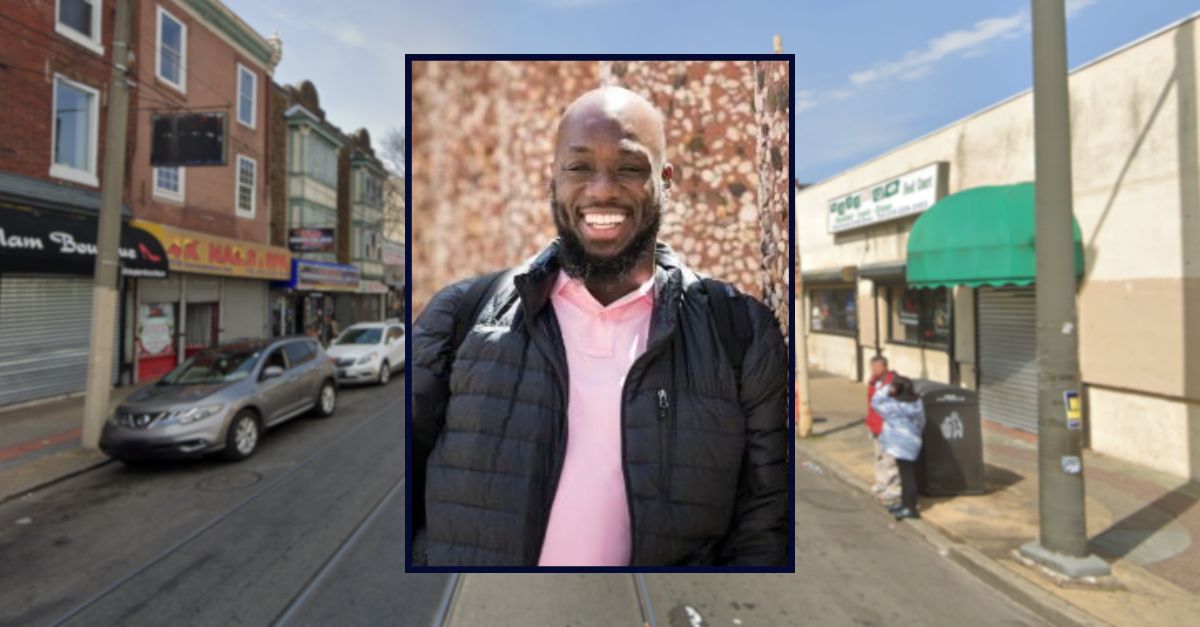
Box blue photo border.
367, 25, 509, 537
404, 52, 797, 574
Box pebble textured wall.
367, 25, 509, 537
411, 60, 790, 333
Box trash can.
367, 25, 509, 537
913, 380, 984, 496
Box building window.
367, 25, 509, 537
153, 166, 185, 202
56, 0, 103, 55
235, 154, 256, 218
236, 64, 256, 128
810, 287, 857, 336
362, 173, 383, 206
49, 75, 99, 187
886, 285, 951, 349
156, 5, 187, 93
305, 135, 338, 186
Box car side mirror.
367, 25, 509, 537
262, 365, 284, 380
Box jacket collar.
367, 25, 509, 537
513, 240, 688, 330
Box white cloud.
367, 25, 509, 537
796, 89, 816, 114
1067, 0, 1098, 18
849, 10, 1027, 87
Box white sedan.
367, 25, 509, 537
326, 322, 405, 385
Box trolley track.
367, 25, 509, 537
26, 390, 406, 627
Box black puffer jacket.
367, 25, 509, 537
411, 242, 788, 566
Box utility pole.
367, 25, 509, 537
774, 33, 815, 437
1018, 0, 1109, 578
81, 0, 134, 449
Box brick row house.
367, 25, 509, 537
0, 0, 389, 408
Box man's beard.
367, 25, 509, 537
551, 189, 663, 282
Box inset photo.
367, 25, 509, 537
405, 55, 794, 570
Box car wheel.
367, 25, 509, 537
315, 380, 337, 417
378, 361, 390, 385
223, 410, 261, 461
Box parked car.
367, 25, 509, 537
326, 322, 405, 385
100, 337, 337, 463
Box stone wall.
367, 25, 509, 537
410, 60, 790, 332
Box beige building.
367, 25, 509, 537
796, 15, 1200, 480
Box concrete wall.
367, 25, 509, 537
410, 60, 791, 330
796, 17, 1200, 480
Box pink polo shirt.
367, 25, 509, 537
537, 270, 656, 566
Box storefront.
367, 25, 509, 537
273, 258, 360, 344
0, 203, 168, 406
801, 176, 1083, 435
130, 220, 290, 382
381, 238, 404, 321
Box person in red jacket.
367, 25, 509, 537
866, 356, 899, 507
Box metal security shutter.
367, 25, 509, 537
139, 276, 181, 303
0, 275, 120, 406
187, 276, 220, 302
977, 287, 1038, 432
221, 278, 267, 342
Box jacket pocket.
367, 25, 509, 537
658, 388, 673, 496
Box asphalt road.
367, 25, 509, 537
0, 378, 1045, 626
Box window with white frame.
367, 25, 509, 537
153, 166, 185, 202
156, 5, 187, 92
56, 0, 103, 54
50, 75, 99, 186
235, 155, 256, 217
237, 64, 256, 128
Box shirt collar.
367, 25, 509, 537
553, 270, 656, 314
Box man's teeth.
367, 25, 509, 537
584, 214, 626, 230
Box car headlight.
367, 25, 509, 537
356, 352, 378, 365
164, 404, 225, 426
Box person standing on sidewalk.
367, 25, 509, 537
866, 356, 899, 507
872, 376, 926, 520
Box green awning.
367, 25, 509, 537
906, 182, 1084, 289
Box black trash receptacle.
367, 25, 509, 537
912, 380, 984, 496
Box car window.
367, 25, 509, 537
263, 347, 289, 372
284, 341, 313, 365
161, 347, 261, 384
336, 327, 383, 345
387, 327, 403, 342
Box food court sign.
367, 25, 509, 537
132, 220, 291, 280
827, 163, 946, 234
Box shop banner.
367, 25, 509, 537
382, 239, 404, 267
827, 163, 945, 234
132, 220, 291, 281
288, 227, 336, 253
357, 280, 389, 294
291, 259, 361, 292
0, 205, 169, 277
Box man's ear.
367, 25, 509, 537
661, 163, 674, 189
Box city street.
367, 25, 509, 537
0, 375, 1043, 626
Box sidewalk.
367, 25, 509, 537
0, 386, 144, 503
798, 371, 1200, 627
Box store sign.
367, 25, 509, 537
357, 280, 389, 294
382, 239, 404, 267
288, 227, 335, 253
132, 220, 291, 281
0, 206, 169, 277
827, 163, 945, 233
292, 259, 361, 292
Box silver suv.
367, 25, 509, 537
100, 337, 337, 462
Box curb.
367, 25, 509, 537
799, 442, 1108, 627
0, 453, 113, 506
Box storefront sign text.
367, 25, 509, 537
828, 163, 945, 233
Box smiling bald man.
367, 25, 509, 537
411, 86, 789, 567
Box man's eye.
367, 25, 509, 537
565, 164, 591, 171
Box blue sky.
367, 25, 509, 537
223, 0, 1199, 182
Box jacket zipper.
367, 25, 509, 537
658, 389, 671, 494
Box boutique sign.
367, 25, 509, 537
827, 163, 947, 234
0, 206, 168, 277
